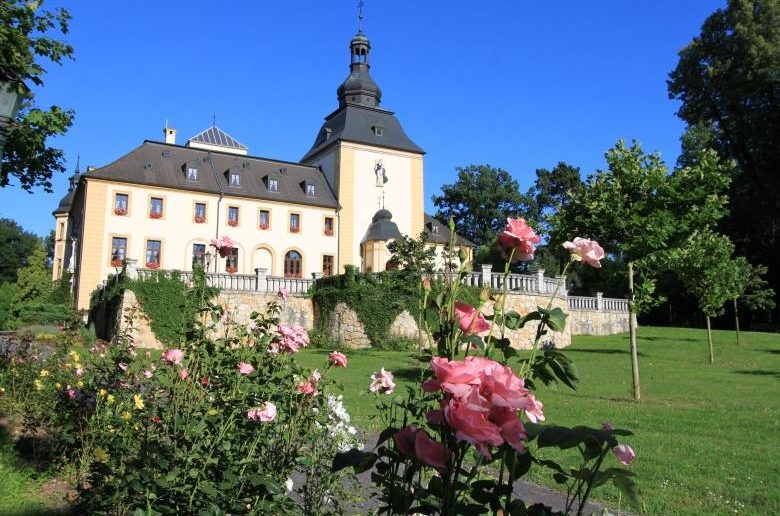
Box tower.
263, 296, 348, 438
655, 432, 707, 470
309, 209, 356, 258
302, 23, 424, 273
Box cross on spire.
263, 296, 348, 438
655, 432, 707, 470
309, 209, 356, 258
358, 0, 365, 32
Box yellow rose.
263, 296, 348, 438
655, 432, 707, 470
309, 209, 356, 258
107, 394, 115, 404
77, 381, 84, 388
120, 411, 131, 420
55, 383, 62, 390
207, 408, 219, 416
98, 389, 108, 397
34, 379, 43, 391
133, 394, 144, 410
93, 447, 109, 463
39, 369, 50, 377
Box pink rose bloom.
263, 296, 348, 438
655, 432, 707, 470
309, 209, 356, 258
268, 342, 280, 355
210, 235, 235, 250
563, 237, 605, 268
329, 351, 348, 368
277, 324, 310, 353
179, 368, 189, 380
497, 218, 541, 262
479, 363, 529, 410
414, 431, 453, 475
65, 386, 77, 399
75, 367, 84, 377
310, 369, 321, 383
248, 402, 277, 422
278, 287, 289, 301
118, 362, 128, 372
613, 444, 636, 465
237, 362, 255, 375
162, 349, 184, 365
523, 393, 545, 423
297, 381, 317, 396
393, 425, 419, 458
489, 407, 527, 454
444, 399, 504, 458
143, 369, 154, 379
369, 368, 395, 394
453, 302, 490, 335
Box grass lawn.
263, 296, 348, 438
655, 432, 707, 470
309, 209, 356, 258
299, 326, 780, 515
0, 426, 51, 515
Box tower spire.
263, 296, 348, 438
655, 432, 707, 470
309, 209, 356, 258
358, 0, 365, 32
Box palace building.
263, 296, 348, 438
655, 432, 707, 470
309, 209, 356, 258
52, 27, 473, 310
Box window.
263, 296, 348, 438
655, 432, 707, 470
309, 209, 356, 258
225, 248, 239, 273
259, 209, 270, 230
114, 193, 128, 215
192, 243, 206, 269
269, 178, 279, 192
111, 237, 127, 264
150, 197, 163, 219
284, 250, 302, 278
432, 224, 439, 234
145, 240, 161, 268
306, 184, 316, 197
323, 255, 334, 276
372, 125, 384, 136
228, 206, 239, 227
324, 217, 334, 236
230, 172, 240, 187
289, 213, 300, 233
186, 167, 199, 181
194, 202, 206, 223
58, 222, 65, 239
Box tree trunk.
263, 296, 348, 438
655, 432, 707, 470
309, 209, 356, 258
628, 261, 641, 401
706, 315, 714, 364
733, 298, 741, 346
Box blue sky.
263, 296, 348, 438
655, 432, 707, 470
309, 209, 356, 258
1, 0, 725, 236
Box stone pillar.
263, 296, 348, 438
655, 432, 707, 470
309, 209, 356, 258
596, 292, 603, 311
537, 269, 545, 293
125, 258, 138, 279
312, 272, 324, 280
254, 268, 268, 292
481, 264, 493, 288
557, 276, 567, 296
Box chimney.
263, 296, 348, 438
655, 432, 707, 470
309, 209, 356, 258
164, 127, 176, 145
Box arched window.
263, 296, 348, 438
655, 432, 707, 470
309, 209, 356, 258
284, 251, 302, 278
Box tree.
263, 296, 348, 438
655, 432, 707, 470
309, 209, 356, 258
0, 217, 39, 284
387, 232, 437, 275
668, 0, 780, 318
12, 242, 51, 307
727, 257, 775, 344
553, 141, 731, 400
1, 0, 75, 192
524, 162, 583, 236
670, 230, 737, 362
433, 165, 530, 248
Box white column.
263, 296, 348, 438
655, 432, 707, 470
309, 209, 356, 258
537, 269, 545, 293
125, 258, 138, 279
481, 264, 493, 288
255, 267, 268, 292
596, 291, 604, 311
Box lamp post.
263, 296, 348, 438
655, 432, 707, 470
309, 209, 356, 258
0, 79, 31, 172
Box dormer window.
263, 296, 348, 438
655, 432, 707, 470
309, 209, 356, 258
372, 125, 384, 137
306, 183, 316, 197
432, 224, 440, 235
269, 178, 279, 192
186, 166, 198, 181
229, 172, 240, 187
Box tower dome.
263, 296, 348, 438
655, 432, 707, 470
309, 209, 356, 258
337, 30, 382, 108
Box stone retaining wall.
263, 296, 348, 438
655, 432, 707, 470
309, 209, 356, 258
117, 289, 628, 349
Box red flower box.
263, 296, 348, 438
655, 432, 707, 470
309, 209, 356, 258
284, 272, 302, 279
226, 266, 238, 274
324, 228, 334, 236
194, 215, 206, 223
147, 261, 160, 270
290, 226, 300, 233
259, 223, 270, 230
228, 219, 239, 227
150, 211, 163, 219
111, 258, 123, 267
114, 207, 127, 216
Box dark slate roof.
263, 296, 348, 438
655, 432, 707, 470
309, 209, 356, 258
361, 209, 402, 243
424, 214, 474, 247
83, 141, 338, 209
53, 190, 74, 215
188, 126, 248, 151
301, 104, 424, 162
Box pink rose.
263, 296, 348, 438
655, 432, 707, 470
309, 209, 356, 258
162, 349, 184, 365
563, 237, 605, 268
329, 351, 348, 368
118, 362, 128, 372
237, 362, 255, 375
248, 402, 277, 422
444, 399, 504, 458
310, 369, 321, 383
143, 369, 154, 379
479, 363, 529, 410
497, 218, 541, 262
523, 393, 545, 423
65, 385, 78, 399
414, 431, 452, 475
277, 324, 310, 353
179, 368, 189, 380
278, 287, 289, 301
297, 381, 317, 396
453, 302, 490, 335
369, 368, 395, 394
613, 444, 635, 465
75, 367, 84, 377
393, 425, 419, 458
489, 407, 527, 454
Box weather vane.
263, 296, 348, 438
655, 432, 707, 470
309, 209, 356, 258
358, 0, 365, 32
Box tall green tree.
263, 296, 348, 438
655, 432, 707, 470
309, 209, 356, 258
387, 232, 437, 275
12, 242, 51, 307
1, 0, 75, 192
0, 217, 39, 284
553, 141, 731, 400
433, 165, 531, 248
668, 0, 780, 317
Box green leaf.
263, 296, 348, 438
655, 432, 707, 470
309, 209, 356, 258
612, 474, 643, 508
545, 307, 568, 332
332, 449, 377, 473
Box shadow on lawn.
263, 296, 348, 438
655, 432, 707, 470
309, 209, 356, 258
566, 348, 646, 357
733, 369, 780, 380
761, 349, 780, 355
638, 335, 698, 343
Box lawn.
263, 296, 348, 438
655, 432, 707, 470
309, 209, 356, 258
299, 326, 780, 515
